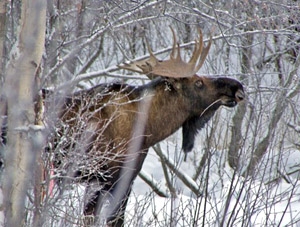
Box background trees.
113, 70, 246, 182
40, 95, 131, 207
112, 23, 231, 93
1, 0, 299, 226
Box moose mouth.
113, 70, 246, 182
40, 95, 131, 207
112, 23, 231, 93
222, 89, 245, 108
223, 100, 238, 107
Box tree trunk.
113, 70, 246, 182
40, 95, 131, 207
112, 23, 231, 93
227, 32, 253, 170
2, 0, 46, 226
0, 1, 7, 80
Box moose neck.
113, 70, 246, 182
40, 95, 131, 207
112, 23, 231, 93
138, 79, 198, 148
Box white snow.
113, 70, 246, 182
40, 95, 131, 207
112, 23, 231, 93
126, 137, 300, 226
14, 133, 300, 226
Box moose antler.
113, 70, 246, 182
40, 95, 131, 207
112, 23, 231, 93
118, 27, 212, 78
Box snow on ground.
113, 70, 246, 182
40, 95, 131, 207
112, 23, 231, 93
128, 178, 300, 226
127, 137, 300, 226
21, 135, 300, 226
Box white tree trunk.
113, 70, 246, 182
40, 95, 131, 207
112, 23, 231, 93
2, 0, 46, 226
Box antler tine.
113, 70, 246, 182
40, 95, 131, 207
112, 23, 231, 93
169, 26, 183, 62
118, 26, 212, 79
143, 39, 159, 70
194, 29, 212, 73
188, 28, 204, 65
169, 26, 177, 60
145, 39, 158, 63
118, 38, 158, 76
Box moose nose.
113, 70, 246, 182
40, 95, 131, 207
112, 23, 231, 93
235, 89, 245, 102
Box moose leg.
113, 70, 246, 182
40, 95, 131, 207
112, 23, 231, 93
105, 185, 132, 227
83, 183, 101, 225
106, 150, 148, 226
106, 157, 148, 226
83, 150, 148, 226
83, 180, 109, 226
83, 190, 99, 225
83, 182, 131, 227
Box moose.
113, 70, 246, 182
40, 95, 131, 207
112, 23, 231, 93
45, 27, 245, 226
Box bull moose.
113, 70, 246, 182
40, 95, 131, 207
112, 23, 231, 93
45, 27, 245, 226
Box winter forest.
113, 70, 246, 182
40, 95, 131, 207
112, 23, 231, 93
0, 0, 300, 226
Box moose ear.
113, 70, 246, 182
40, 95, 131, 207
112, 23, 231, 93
166, 78, 182, 91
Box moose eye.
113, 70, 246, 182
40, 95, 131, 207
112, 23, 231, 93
195, 80, 203, 88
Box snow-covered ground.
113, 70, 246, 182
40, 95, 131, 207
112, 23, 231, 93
21, 133, 300, 226
126, 140, 300, 226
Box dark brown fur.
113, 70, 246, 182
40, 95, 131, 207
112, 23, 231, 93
46, 75, 244, 226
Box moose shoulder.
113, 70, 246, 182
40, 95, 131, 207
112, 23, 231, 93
47, 27, 244, 227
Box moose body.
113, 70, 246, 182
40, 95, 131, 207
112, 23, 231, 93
47, 28, 245, 226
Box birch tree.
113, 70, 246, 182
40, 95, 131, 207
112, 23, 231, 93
1, 1, 46, 226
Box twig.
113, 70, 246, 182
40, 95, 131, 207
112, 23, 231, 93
138, 170, 169, 198
153, 145, 202, 197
